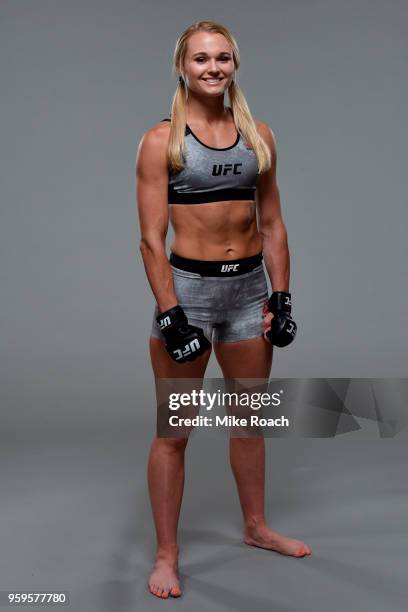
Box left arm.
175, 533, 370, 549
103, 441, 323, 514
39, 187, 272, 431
255, 121, 290, 292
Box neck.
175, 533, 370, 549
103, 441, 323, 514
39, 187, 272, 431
185, 93, 230, 126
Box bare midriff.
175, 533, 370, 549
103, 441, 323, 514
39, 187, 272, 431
169, 199, 262, 261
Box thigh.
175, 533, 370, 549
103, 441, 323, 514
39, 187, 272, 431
213, 335, 273, 378
150, 337, 211, 437
213, 264, 269, 344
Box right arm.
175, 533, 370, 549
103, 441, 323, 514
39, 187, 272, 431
135, 125, 178, 313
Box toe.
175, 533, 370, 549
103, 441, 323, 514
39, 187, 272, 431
170, 585, 182, 597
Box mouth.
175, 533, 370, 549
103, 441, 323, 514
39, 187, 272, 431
202, 78, 225, 85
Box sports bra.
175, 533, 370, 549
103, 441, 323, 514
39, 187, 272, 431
161, 109, 259, 205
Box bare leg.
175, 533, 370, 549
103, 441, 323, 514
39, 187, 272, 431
147, 336, 211, 598
213, 335, 312, 558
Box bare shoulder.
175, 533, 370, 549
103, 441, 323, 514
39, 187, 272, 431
135, 119, 171, 172
254, 119, 277, 156
138, 119, 171, 152
150, 118, 172, 139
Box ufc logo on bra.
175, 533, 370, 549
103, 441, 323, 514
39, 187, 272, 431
212, 163, 242, 176
221, 264, 240, 272
173, 338, 201, 360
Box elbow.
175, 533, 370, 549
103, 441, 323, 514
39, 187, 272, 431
139, 237, 153, 256
139, 235, 164, 257
260, 219, 287, 242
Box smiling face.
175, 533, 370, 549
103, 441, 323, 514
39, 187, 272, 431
181, 31, 235, 97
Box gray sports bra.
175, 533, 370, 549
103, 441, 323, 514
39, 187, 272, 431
161, 110, 259, 205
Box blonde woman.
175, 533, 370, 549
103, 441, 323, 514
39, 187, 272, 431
136, 20, 311, 599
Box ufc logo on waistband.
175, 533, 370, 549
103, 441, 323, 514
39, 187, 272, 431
221, 264, 240, 272
212, 163, 242, 176
285, 296, 292, 306
159, 316, 171, 329
173, 338, 200, 360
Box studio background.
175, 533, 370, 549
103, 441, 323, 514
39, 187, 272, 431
1, 2, 407, 611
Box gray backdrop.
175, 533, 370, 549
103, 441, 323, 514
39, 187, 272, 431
1, 1, 407, 611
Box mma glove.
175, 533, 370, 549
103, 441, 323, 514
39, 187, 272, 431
156, 305, 211, 363
265, 291, 297, 347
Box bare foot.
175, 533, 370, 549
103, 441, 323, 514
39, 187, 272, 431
148, 547, 182, 598
244, 522, 312, 557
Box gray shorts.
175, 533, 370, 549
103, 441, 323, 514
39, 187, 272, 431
150, 263, 269, 343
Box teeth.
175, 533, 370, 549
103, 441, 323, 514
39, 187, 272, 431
204, 79, 222, 83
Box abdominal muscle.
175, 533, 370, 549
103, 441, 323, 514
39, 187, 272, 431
169, 200, 262, 261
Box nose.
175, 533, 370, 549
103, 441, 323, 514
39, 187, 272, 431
207, 59, 220, 74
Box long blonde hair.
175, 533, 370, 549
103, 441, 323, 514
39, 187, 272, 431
167, 20, 271, 174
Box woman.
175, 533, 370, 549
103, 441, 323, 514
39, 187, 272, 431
136, 20, 311, 599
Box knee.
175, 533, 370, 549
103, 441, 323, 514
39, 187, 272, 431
153, 436, 189, 453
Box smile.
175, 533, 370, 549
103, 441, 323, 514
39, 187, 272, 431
202, 78, 224, 84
